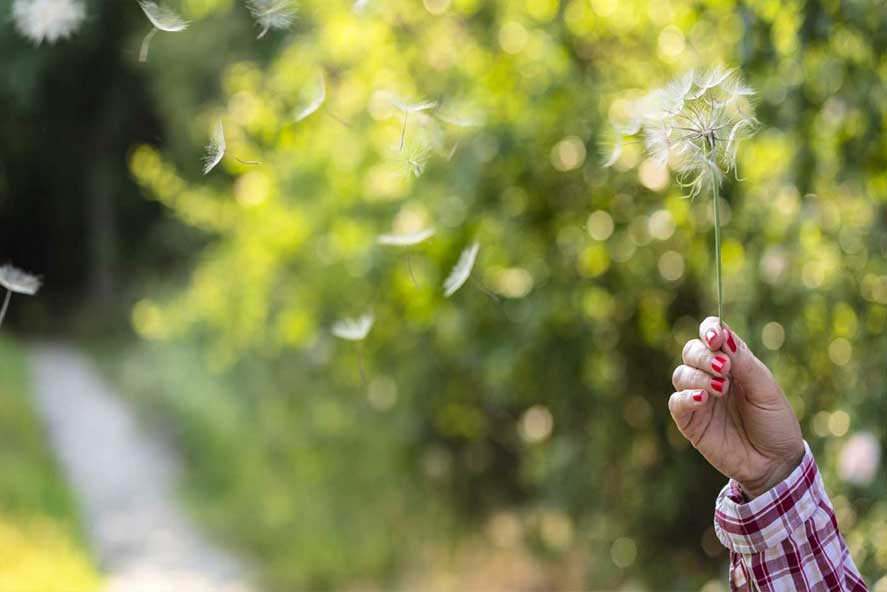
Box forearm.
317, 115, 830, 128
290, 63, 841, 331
714, 441, 867, 592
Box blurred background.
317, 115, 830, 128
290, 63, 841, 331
0, 0, 884, 590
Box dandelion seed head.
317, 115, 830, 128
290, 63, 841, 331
0, 264, 42, 295
247, 0, 298, 39
332, 313, 374, 341
139, 1, 189, 32
12, 0, 86, 45
443, 242, 479, 297
605, 67, 757, 199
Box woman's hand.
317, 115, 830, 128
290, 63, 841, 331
669, 317, 805, 499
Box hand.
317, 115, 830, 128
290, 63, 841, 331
668, 317, 805, 499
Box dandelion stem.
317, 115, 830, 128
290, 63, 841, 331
406, 254, 418, 287
323, 110, 352, 128
139, 27, 158, 63
0, 290, 11, 329
472, 277, 500, 304
712, 180, 724, 327
446, 141, 460, 162
357, 344, 368, 386
399, 112, 408, 151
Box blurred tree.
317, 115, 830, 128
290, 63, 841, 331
3, 0, 883, 589
0, 1, 173, 330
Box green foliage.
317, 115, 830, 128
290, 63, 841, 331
125, 0, 886, 589
0, 339, 100, 591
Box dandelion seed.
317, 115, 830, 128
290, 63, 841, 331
294, 73, 326, 122
139, 1, 189, 32
390, 140, 432, 178
385, 92, 438, 151
138, 0, 189, 63
0, 265, 41, 296
605, 66, 757, 325
246, 0, 298, 40
443, 242, 479, 298
377, 227, 436, 246
203, 120, 226, 175
436, 112, 482, 128
435, 102, 484, 128
387, 95, 438, 114
12, 0, 86, 45
332, 313, 374, 341
0, 264, 41, 329
379, 227, 435, 286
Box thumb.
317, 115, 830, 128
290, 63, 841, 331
721, 323, 781, 401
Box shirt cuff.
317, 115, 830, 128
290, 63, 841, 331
713, 441, 823, 555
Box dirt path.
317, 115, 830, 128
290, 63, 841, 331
29, 343, 255, 592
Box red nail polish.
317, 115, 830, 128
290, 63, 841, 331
705, 328, 718, 345
693, 391, 704, 402
711, 377, 725, 393
712, 356, 727, 374
726, 330, 738, 353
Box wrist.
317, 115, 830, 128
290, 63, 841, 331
740, 445, 805, 499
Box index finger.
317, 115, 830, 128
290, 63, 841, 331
699, 316, 725, 351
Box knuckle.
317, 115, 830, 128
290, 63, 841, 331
702, 316, 720, 327
668, 392, 690, 419
682, 340, 695, 360
667, 393, 678, 414
691, 339, 705, 360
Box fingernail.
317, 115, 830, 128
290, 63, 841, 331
693, 390, 705, 402
705, 329, 718, 345
725, 330, 738, 353
711, 377, 725, 393
712, 356, 727, 374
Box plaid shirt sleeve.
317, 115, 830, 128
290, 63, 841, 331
713, 441, 868, 592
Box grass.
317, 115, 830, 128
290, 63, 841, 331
0, 338, 101, 592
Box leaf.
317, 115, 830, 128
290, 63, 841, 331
294, 73, 326, 122
138, 1, 189, 32
443, 242, 479, 298
377, 227, 435, 247
332, 314, 374, 341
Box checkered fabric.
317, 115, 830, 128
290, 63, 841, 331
714, 441, 868, 592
